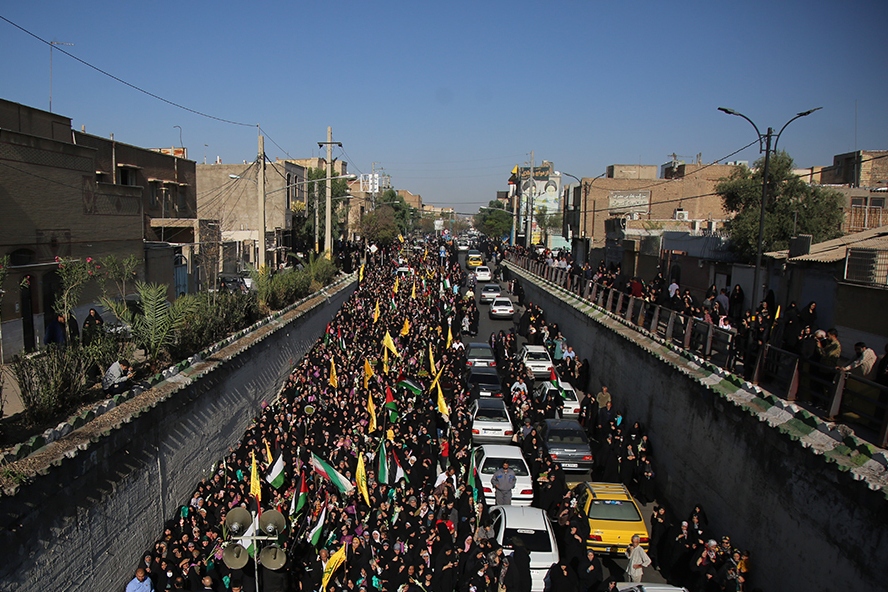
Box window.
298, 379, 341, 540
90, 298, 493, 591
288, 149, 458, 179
118, 167, 136, 186
871, 197, 885, 209
586, 500, 643, 521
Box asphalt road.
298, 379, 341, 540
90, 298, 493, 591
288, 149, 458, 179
459, 252, 670, 585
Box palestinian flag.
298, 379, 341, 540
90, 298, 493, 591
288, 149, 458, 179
324, 323, 331, 347
392, 449, 408, 484
307, 504, 327, 547
550, 368, 567, 399
397, 378, 422, 396
237, 513, 259, 557
337, 327, 346, 351
310, 453, 355, 494
265, 453, 286, 489
290, 472, 308, 517
378, 440, 389, 485
384, 387, 398, 422
468, 447, 479, 502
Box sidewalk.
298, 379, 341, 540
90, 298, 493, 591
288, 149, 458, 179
1, 365, 23, 418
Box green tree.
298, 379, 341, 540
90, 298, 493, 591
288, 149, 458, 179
303, 168, 352, 251
534, 205, 563, 247
376, 189, 412, 234
359, 205, 399, 244
716, 152, 844, 261
474, 201, 512, 239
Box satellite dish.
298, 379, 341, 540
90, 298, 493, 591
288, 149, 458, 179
223, 544, 250, 570
258, 509, 287, 536
226, 507, 253, 536
259, 544, 287, 570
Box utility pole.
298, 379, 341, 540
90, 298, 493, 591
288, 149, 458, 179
318, 128, 343, 259
258, 133, 267, 269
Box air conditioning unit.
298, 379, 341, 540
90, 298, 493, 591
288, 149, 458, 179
674, 209, 689, 221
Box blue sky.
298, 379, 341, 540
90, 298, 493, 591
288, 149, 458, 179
2, 1, 886, 213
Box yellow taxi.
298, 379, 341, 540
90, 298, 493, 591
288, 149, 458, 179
572, 482, 649, 555
466, 250, 483, 269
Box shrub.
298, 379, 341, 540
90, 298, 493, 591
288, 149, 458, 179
170, 292, 259, 359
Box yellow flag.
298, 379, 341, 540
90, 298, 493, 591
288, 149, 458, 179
367, 390, 377, 432
437, 381, 449, 420
383, 347, 389, 374
398, 233, 405, 243
322, 544, 347, 591
359, 263, 365, 282
250, 451, 261, 502
429, 343, 436, 375
393, 277, 399, 294
383, 331, 400, 358
265, 441, 274, 464
411, 280, 416, 300
373, 299, 380, 324
364, 358, 375, 390
400, 318, 410, 337
387, 428, 395, 441
446, 326, 452, 349
329, 358, 338, 388
430, 365, 445, 391
356, 453, 370, 506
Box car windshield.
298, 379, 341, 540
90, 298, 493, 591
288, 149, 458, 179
502, 528, 552, 552
475, 407, 509, 422
493, 299, 512, 307
586, 500, 643, 521
547, 429, 588, 445
482, 286, 500, 293
525, 351, 550, 361
481, 459, 529, 476
468, 346, 493, 358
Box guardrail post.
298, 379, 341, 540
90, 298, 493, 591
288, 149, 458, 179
752, 344, 767, 385
665, 311, 676, 342
650, 306, 661, 335
583, 281, 592, 299
614, 292, 624, 316
703, 323, 714, 358
683, 316, 694, 350
827, 371, 846, 420
786, 357, 800, 401
625, 296, 635, 321
879, 408, 888, 449
605, 289, 614, 311
636, 300, 647, 327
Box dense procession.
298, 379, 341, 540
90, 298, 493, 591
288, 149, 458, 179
126, 239, 755, 592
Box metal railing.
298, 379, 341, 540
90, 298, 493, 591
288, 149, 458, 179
507, 254, 888, 447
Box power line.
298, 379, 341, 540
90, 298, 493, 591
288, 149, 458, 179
0, 15, 254, 127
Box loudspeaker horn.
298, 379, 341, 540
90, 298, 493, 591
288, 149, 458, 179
259, 544, 287, 570
223, 544, 250, 570
225, 507, 253, 536
258, 509, 287, 536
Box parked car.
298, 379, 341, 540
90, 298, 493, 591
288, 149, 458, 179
517, 344, 555, 378
572, 482, 650, 556
470, 398, 516, 443
489, 297, 515, 320
466, 366, 504, 399
489, 505, 560, 592
474, 266, 492, 282
479, 283, 501, 303
466, 342, 496, 368
472, 444, 534, 505
533, 377, 581, 416
617, 585, 689, 592
538, 418, 594, 472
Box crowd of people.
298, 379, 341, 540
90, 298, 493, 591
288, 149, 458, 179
126, 239, 757, 592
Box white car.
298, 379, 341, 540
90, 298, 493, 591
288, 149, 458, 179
471, 399, 516, 443
533, 377, 581, 416
490, 505, 560, 592
457, 241, 469, 252
617, 585, 690, 592
473, 444, 534, 505
474, 266, 492, 282
517, 344, 555, 379
479, 283, 502, 304
489, 297, 515, 320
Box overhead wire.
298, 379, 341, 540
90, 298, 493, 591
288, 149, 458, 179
0, 16, 254, 128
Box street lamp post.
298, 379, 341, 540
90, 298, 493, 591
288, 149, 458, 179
718, 106, 821, 308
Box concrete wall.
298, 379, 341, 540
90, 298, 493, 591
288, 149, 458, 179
0, 278, 356, 592
507, 263, 888, 591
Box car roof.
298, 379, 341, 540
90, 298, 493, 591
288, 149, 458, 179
536, 378, 575, 391
492, 297, 512, 304
468, 366, 499, 376
476, 265, 490, 270
468, 342, 492, 349
578, 482, 634, 500
477, 443, 525, 456
491, 505, 550, 526
477, 397, 507, 409
482, 283, 500, 290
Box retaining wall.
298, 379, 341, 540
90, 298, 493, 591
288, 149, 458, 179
507, 262, 888, 591
0, 277, 356, 592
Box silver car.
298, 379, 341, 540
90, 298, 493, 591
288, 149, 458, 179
489, 297, 515, 320
479, 283, 502, 303
467, 342, 496, 368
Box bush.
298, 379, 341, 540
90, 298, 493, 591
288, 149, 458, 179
13, 345, 91, 423
170, 292, 259, 360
